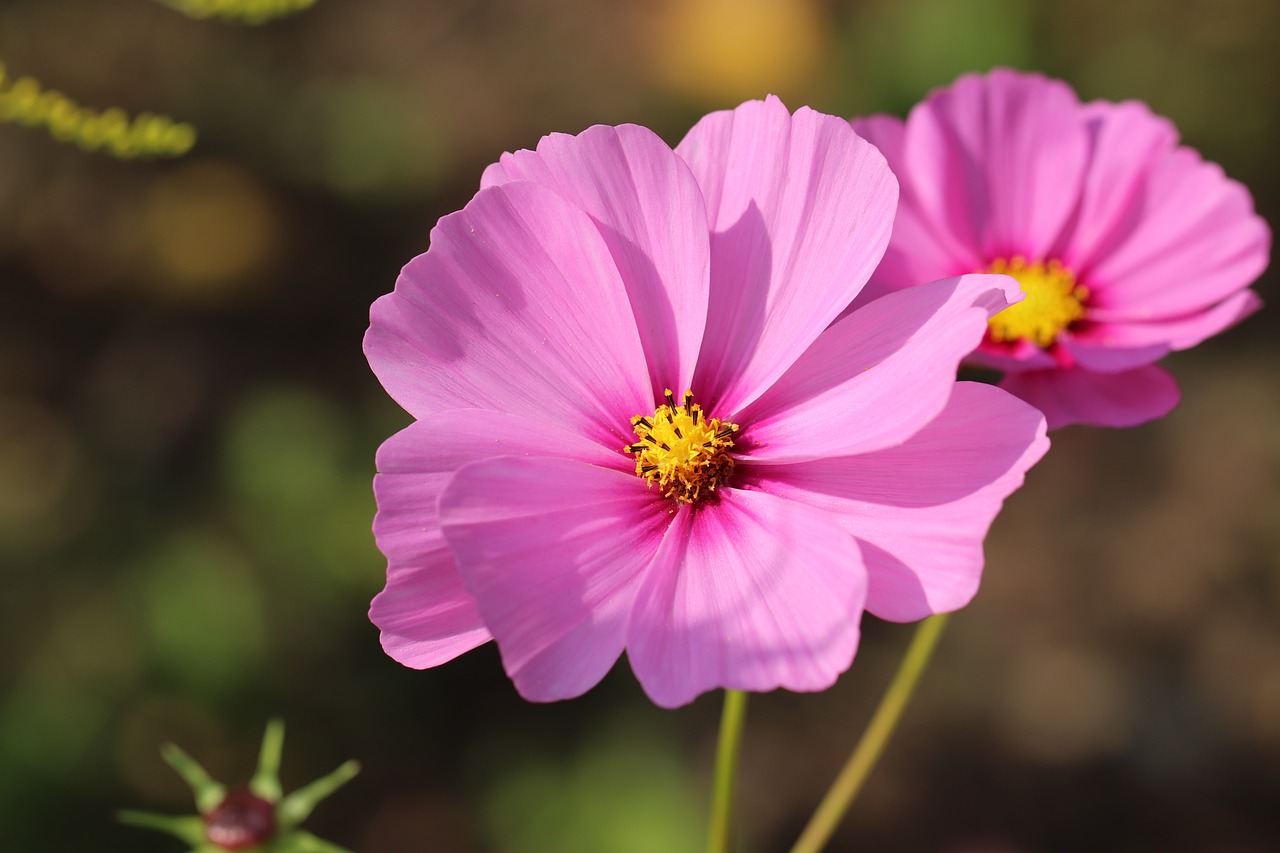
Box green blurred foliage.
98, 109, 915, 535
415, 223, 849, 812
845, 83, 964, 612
142, 531, 267, 696
480, 716, 702, 853
1, 0, 1278, 851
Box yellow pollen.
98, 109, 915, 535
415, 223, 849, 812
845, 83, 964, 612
986, 257, 1089, 348
625, 389, 738, 504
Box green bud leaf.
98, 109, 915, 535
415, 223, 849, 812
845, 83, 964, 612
161, 743, 227, 813
277, 760, 360, 827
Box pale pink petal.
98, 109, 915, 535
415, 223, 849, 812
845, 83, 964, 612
745, 382, 1047, 622
627, 488, 866, 709
1080, 289, 1261, 352
1000, 364, 1180, 429
364, 181, 651, 447
735, 274, 1020, 461
371, 471, 489, 668
370, 411, 627, 668
1055, 100, 1179, 268
378, 409, 626, 477
439, 457, 668, 702
903, 69, 1088, 262
675, 96, 898, 413
852, 114, 980, 304
1082, 148, 1269, 319
481, 125, 710, 392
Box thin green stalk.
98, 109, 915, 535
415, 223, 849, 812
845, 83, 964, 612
789, 614, 951, 853
707, 689, 750, 853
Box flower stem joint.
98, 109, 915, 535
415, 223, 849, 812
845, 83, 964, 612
118, 719, 359, 853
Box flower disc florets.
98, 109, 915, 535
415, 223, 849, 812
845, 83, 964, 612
626, 389, 738, 504
985, 256, 1088, 347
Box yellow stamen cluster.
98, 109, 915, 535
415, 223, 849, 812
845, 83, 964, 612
986, 256, 1089, 348
626, 389, 738, 504
0, 61, 196, 159
151, 0, 317, 24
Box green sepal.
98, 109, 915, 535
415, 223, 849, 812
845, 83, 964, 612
250, 718, 286, 803
271, 829, 356, 853
277, 760, 360, 828
160, 743, 226, 813
122, 719, 357, 851
116, 811, 206, 844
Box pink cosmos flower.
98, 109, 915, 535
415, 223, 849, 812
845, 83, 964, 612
364, 96, 1049, 708
853, 69, 1270, 429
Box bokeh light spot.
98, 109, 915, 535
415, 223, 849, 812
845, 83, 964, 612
143, 161, 281, 300
648, 0, 827, 103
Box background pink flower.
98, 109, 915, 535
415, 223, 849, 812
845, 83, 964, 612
853, 68, 1270, 429
365, 97, 1049, 708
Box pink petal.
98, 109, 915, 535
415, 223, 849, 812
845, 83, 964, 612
903, 69, 1088, 262
1059, 334, 1170, 373
1000, 364, 1180, 429
626, 488, 866, 708
370, 411, 626, 669
364, 181, 652, 447
735, 274, 1020, 461
967, 338, 1060, 373
744, 382, 1048, 622
439, 457, 669, 702
371, 470, 490, 668
1081, 147, 1269, 320
481, 124, 711, 393
1062, 285, 1259, 371
1080, 289, 1262, 352
852, 114, 981, 303
676, 95, 898, 413
1055, 100, 1179, 268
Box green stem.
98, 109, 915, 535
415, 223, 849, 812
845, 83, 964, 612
706, 689, 750, 853
789, 614, 950, 853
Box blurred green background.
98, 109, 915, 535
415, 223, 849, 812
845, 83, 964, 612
2, 0, 1278, 850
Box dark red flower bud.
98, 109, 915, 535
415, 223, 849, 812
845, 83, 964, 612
204, 788, 276, 850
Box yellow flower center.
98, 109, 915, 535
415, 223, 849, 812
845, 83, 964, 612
986, 257, 1089, 348
626, 389, 738, 504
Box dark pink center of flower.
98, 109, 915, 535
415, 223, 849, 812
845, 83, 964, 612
205, 788, 277, 850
